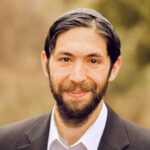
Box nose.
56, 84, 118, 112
69, 61, 87, 84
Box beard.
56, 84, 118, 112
49, 74, 109, 127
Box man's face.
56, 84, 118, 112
47, 27, 112, 124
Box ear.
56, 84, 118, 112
109, 56, 122, 81
41, 51, 49, 77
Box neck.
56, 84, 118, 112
54, 100, 104, 146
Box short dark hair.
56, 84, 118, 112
44, 8, 121, 65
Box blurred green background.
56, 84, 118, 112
0, 0, 150, 128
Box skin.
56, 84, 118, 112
41, 27, 122, 145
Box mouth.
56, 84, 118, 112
66, 89, 88, 98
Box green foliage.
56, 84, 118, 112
136, 32, 150, 68
94, 0, 142, 28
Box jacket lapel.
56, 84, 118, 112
98, 105, 129, 150
16, 135, 48, 150
15, 105, 129, 150
17, 113, 51, 150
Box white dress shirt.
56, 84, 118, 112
47, 103, 108, 150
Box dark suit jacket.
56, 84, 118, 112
0, 106, 150, 150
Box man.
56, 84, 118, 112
0, 8, 150, 150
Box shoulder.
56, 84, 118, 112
121, 118, 150, 149
122, 118, 150, 140
0, 113, 51, 149
0, 113, 50, 134
106, 105, 150, 150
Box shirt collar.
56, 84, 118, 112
47, 103, 108, 150
47, 105, 68, 150
80, 102, 108, 150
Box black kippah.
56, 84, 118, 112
56, 8, 111, 25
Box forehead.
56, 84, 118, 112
53, 27, 108, 57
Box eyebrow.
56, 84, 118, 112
54, 52, 73, 56
86, 53, 103, 57
54, 51, 104, 58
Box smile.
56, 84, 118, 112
66, 89, 88, 98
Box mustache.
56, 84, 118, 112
59, 80, 97, 93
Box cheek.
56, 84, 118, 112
86, 69, 109, 91
50, 67, 70, 90
87, 69, 106, 83
87, 59, 111, 82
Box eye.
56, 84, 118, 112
59, 57, 71, 62
89, 59, 99, 64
